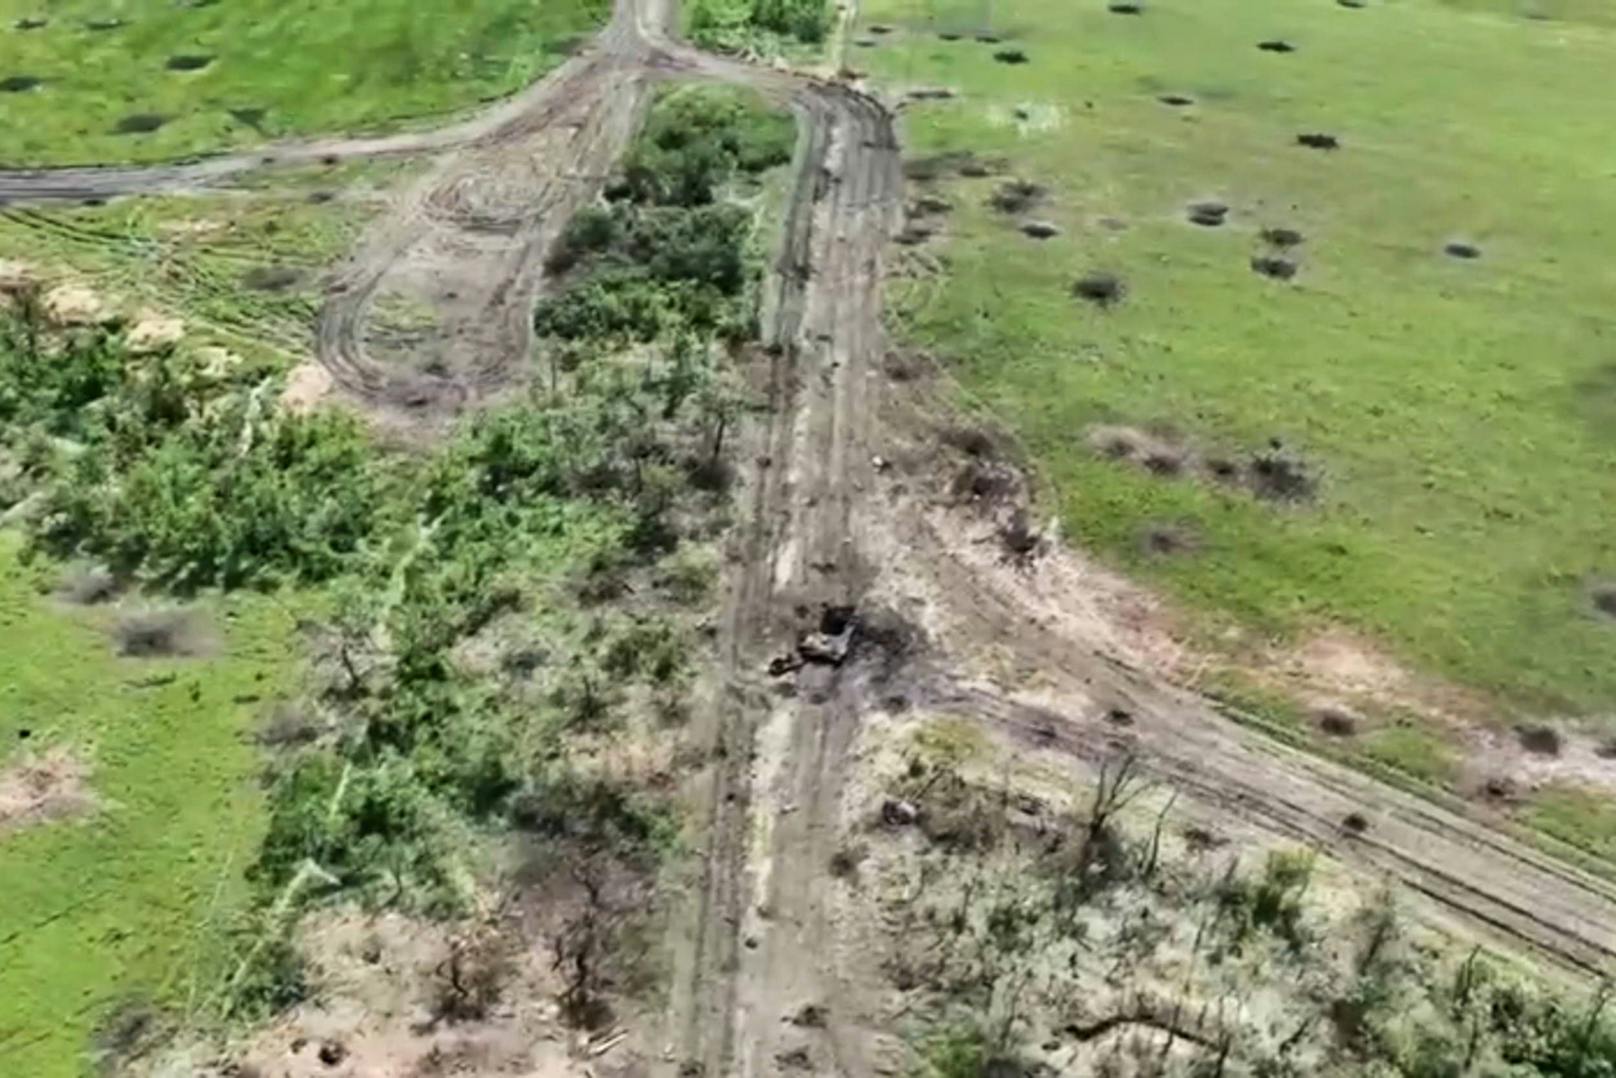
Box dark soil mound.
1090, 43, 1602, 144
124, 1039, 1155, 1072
1187, 201, 1229, 227
1260, 226, 1304, 247
1247, 444, 1315, 501
1443, 241, 1481, 259
166, 54, 214, 71
1073, 272, 1126, 307
14, 17, 47, 30
1109, 2, 1143, 12
85, 17, 125, 30
0, 75, 42, 92
989, 179, 1046, 213
1158, 93, 1195, 106
994, 48, 1028, 64
1258, 39, 1296, 52
1020, 221, 1060, 239
1516, 724, 1562, 757
242, 265, 302, 292
112, 113, 167, 134
1296, 133, 1340, 150
1250, 255, 1298, 280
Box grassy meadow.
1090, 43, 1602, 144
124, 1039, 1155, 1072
0, 0, 607, 165
0, 539, 301, 1078
860, 0, 1616, 718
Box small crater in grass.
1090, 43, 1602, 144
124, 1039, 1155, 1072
0, 746, 98, 834
1592, 585, 1616, 622
15, 16, 47, 29
853, 37, 878, 48
1187, 201, 1228, 227
1158, 93, 1195, 107
975, 32, 1002, 43
989, 179, 1045, 213
166, 54, 214, 72
1296, 132, 1340, 150
0, 75, 42, 92
228, 106, 267, 132
1342, 812, 1370, 835
307, 190, 335, 205
1248, 442, 1316, 501
112, 113, 167, 134
895, 223, 934, 246
112, 609, 216, 658
1516, 724, 1562, 757
1204, 458, 1240, 485
1251, 254, 1298, 280
1073, 272, 1126, 307
1316, 708, 1359, 737
1140, 523, 1198, 557
1261, 226, 1304, 247
1020, 220, 1060, 239
938, 31, 962, 41
1109, 2, 1143, 13
1482, 774, 1518, 801
993, 48, 1028, 64
1258, 39, 1297, 52
868, 23, 893, 34
1339, 0, 1366, 8
85, 17, 125, 31
1443, 240, 1481, 260
242, 265, 302, 292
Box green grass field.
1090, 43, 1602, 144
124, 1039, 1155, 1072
861, 0, 1616, 717
0, 0, 607, 165
0, 538, 301, 1078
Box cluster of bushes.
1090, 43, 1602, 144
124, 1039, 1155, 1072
0, 314, 388, 592
536, 84, 794, 346
689, 0, 830, 50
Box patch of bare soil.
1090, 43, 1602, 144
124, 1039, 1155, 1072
280, 360, 336, 415
0, 746, 98, 835
183, 909, 631, 1078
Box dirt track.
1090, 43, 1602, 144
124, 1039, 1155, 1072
5, 1, 1616, 1072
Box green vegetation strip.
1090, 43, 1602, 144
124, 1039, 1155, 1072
862, 0, 1616, 717
0, 0, 608, 165
0, 83, 794, 1072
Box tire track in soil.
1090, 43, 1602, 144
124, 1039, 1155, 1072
5, 1, 1616, 1073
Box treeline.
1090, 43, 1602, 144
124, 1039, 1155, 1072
688, 0, 831, 52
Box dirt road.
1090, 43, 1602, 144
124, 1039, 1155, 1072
4, 1, 1616, 1073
